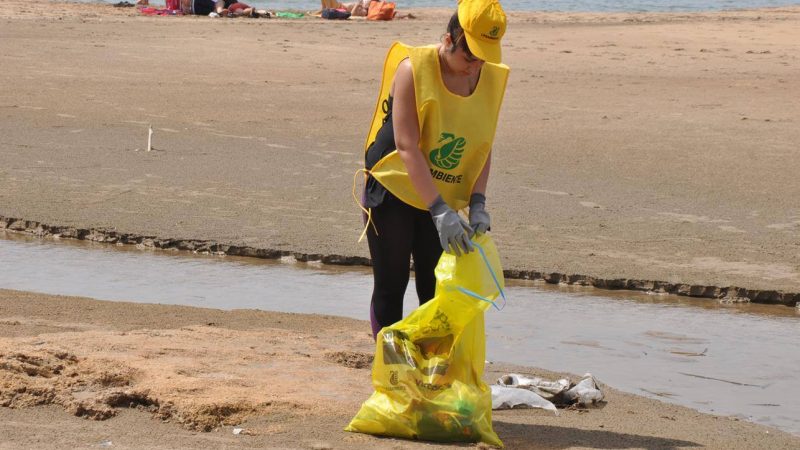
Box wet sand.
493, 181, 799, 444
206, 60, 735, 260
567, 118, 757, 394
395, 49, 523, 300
2, 1, 800, 447
1, 2, 799, 295
2, 288, 799, 449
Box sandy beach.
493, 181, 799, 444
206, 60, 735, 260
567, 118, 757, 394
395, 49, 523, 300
2, 288, 799, 449
1, 1, 799, 296
1, 1, 800, 448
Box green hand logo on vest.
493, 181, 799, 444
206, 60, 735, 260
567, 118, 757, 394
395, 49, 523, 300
429, 132, 466, 170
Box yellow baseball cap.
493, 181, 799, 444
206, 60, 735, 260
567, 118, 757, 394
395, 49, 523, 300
457, 0, 506, 64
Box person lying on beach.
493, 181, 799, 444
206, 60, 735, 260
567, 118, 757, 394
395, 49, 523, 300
318, 0, 361, 16
215, 0, 270, 17
346, 0, 369, 17
317, 0, 414, 19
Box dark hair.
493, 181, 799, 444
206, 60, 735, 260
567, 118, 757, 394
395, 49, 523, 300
446, 12, 475, 58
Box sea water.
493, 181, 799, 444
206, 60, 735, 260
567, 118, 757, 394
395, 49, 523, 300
88, 0, 799, 13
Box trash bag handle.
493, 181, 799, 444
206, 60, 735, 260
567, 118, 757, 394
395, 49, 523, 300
454, 240, 507, 311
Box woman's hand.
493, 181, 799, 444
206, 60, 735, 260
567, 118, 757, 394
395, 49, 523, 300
430, 196, 473, 256
469, 193, 490, 234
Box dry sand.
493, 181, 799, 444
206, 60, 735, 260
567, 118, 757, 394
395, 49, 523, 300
2, 1, 800, 448
1, 2, 799, 294
2, 288, 799, 449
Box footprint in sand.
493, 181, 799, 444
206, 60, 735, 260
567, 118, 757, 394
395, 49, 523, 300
580, 201, 603, 209
766, 222, 800, 230
520, 187, 570, 196
210, 132, 253, 140
718, 225, 746, 233
657, 212, 728, 224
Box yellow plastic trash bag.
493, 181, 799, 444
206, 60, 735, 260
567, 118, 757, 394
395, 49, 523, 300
345, 233, 506, 447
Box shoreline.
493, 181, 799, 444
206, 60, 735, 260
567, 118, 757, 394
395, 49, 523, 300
3, 215, 798, 306
2, 288, 799, 448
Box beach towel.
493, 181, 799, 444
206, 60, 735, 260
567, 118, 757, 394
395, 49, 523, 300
139, 6, 182, 15
275, 11, 305, 18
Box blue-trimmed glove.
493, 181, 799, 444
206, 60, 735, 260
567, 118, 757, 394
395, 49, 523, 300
429, 195, 473, 256
468, 193, 491, 235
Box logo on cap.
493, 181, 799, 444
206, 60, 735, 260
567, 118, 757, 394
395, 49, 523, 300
481, 25, 501, 41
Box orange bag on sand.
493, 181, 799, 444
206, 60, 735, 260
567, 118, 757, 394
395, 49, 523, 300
367, 0, 396, 20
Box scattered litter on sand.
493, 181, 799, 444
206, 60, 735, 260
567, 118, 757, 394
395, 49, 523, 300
493, 372, 605, 411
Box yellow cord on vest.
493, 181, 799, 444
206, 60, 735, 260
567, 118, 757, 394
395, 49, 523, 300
353, 168, 378, 242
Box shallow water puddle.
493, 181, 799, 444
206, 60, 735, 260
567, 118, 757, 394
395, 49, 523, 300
1, 232, 798, 435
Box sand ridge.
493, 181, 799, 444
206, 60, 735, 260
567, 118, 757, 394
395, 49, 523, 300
1, 325, 374, 430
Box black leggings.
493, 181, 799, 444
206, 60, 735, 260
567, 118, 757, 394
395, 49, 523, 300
367, 195, 442, 339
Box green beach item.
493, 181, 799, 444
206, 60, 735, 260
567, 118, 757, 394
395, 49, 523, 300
275, 11, 304, 18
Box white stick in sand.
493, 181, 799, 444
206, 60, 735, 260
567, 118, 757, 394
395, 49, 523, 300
147, 124, 153, 152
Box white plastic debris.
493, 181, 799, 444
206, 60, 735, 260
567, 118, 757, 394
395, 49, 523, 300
491, 385, 559, 415
497, 373, 570, 399
232, 428, 244, 435
563, 373, 605, 406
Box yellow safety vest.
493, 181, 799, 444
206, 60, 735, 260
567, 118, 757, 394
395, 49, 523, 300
365, 42, 509, 211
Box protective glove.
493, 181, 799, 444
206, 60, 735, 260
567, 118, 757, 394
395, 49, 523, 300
429, 195, 473, 256
468, 193, 491, 235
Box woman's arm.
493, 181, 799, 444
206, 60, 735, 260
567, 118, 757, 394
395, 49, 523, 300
392, 59, 440, 207
472, 151, 491, 196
